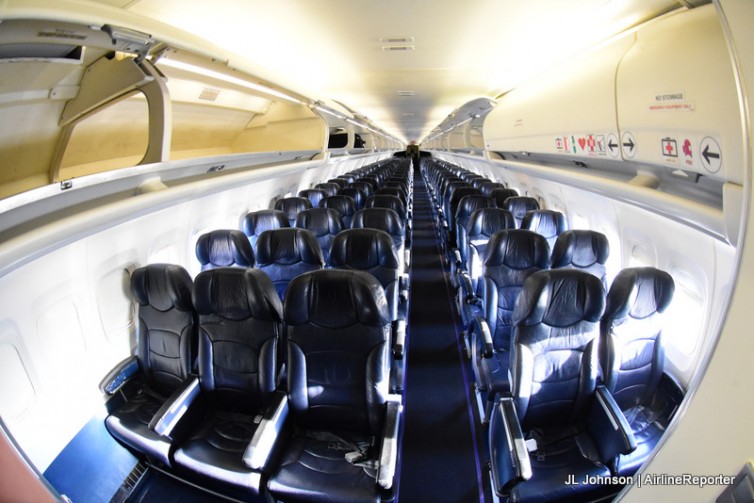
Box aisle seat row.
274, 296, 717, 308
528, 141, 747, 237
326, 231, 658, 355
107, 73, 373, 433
101, 265, 401, 502
420, 157, 684, 502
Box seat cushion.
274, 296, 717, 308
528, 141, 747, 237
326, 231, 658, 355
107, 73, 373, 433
173, 410, 264, 494
105, 391, 172, 466
510, 435, 616, 503
267, 433, 380, 503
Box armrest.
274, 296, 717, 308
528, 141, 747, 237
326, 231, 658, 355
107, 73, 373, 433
470, 316, 494, 357
392, 319, 407, 359
149, 375, 201, 437
459, 272, 480, 305
452, 248, 463, 268
99, 355, 139, 395
244, 391, 289, 470
587, 385, 637, 463
489, 398, 532, 497
377, 394, 403, 489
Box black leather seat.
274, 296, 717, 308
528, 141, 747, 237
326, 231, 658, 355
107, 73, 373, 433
479, 182, 506, 197
551, 230, 610, 288
503, 196, 539, 228
469, 230, 549, 421
172, 268, 283, 496
242, 209, 289, 252
490, 188, 519, 208
366, 194, 408, 224
275, 196, 313, 226
329, 228, 408, 392
299, 188, 328, 208
266, 269, 402, 503
255, 228, 325, 300
489, 269, 635, 502
338, 186, 367, 210
601, 267, 677, 477
327, 178, 349, 190
294, 208, 344, 264
195, 229, 255, 271
352, 208, 408, 272
453, 194, 496, 269
520, 209, 568, 249
315, 182, 341, 197
101, 264, 197, 467
465, 208, 516, 286
320, 195, 358, 228
350, 180, 375, 198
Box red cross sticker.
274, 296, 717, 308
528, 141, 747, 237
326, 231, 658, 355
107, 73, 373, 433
662, 138, 678, 158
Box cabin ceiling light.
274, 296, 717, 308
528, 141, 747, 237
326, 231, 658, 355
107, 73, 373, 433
157, 58, 304, 105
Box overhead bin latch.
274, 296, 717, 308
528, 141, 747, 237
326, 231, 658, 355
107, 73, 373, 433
101, 24, 156, 63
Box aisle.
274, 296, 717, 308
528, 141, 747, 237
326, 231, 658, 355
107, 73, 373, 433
398, 168, 487, 502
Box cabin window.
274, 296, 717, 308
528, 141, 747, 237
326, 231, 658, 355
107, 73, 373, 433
628, 244, 655, 268
663, 268, 705, 364
570, 212, 589, 230
96, 266, 136, 345
0, 342, 35, 420
59, 93, 149, 178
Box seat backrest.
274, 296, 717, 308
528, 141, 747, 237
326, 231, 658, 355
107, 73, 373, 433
294, 208, 344, 263
510, 269, 605, 429
455, 194, 495, 259
350, 181, 375, 198
366, 194, 407, 222
131, 264, 197, 396
551, 230, 610, 288
479, 182, 506, 197
503, 196, 539, 227
329, 228, 401, 321
298, 188, 328, 208
466, 208, 516, 280
470, 177, 492, 190
490, 188, 519, 208
482, 230, 550, 354
242, 209, 289, 252
327, 178, 349, 190
274, 196, 313, 226
284, 269, 391, 435
351, 208, 405, 250
337, 187, 366, 209
446, 187, 481, 233
319, 195, 357, 228
601, 267, 674, 410
255, 228, 325, 300
314, 182, 340, 197
195, 229, 255, 271
520, 209, 568, 249
375, 187, 408, 207
193, 268, 283, 412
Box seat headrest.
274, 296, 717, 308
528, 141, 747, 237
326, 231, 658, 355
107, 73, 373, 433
490, 188, 519, 204
467, 208, 515, 237
456, 195, 495, 219
255, 228, 324, 266
298, 189, 327, 207
551, 230, 610, 268
484, 230, 550, 270
242, 210, 289, 237
367, 195, 406, 216
338, 187, 365, 202
314, 183, 340, 197
329, 229, 400, 270
513, 269, 606, 328
320, 195, 357, 214
352, 208, 405, 236
504, 196, 540, 220
274, 197, 312, 215
284, 269, 391, 328
195, 230, 255, 268
131, 264, 194, 312
450, 187, 481, 205
521, 210, 568, 239
294, 208, 344, 237
193, 267, 283, 321
605, 267, 675, 320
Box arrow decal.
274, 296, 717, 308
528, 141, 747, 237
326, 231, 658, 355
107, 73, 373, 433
702, 144, 720, 163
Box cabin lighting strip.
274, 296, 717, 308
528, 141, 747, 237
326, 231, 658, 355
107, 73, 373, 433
156, 58, 304, 105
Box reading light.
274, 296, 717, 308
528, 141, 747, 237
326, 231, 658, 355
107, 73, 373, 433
157, 58, 304, 105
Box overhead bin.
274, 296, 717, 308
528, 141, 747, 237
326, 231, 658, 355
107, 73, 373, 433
483, 5, 741, 188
